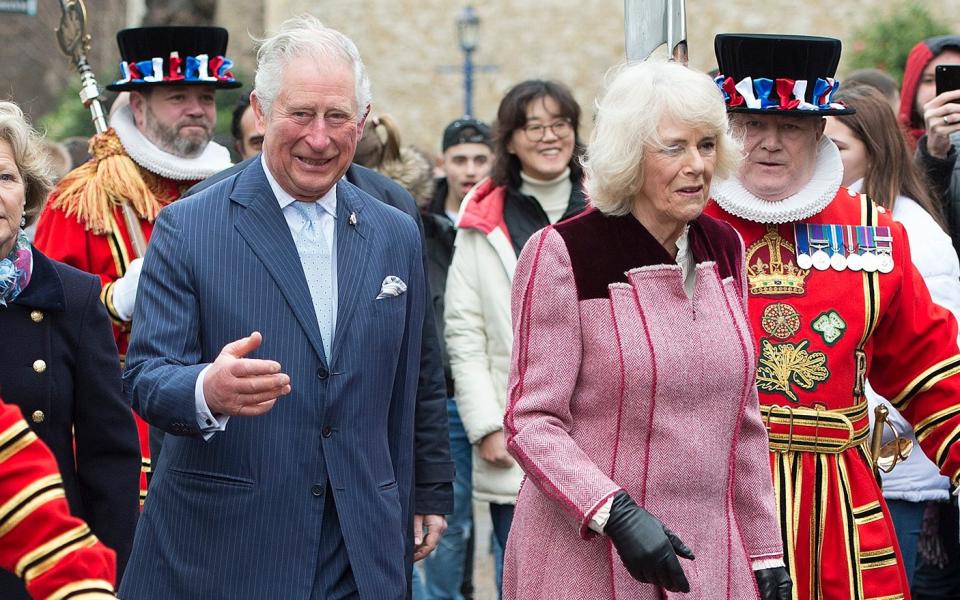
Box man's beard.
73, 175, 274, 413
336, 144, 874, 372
143, 107, 213, 158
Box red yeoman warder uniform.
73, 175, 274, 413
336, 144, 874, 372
705, 34, 960, 599
33, 91, 234, 503
0, 399, 116, 599
706, 142, 960, 600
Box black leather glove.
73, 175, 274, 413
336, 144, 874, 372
603, 491, 694, 592
755, 567, 792, 600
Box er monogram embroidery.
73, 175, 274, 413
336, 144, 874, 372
761, 303, 801, 339
757, 339, 830, 402
812, 310, 847, 346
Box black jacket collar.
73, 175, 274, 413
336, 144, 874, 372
12, 246, 66, 312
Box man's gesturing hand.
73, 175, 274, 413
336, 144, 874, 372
203, 332, 291, 417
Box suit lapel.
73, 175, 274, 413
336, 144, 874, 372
231, 159, 328, 364
332, 181, 371, 363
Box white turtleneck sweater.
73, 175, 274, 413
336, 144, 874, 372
520, 168, 572, 223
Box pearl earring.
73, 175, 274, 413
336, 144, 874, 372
20, 216, 26, 228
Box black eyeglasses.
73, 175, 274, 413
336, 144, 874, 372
521, 119, 573, 142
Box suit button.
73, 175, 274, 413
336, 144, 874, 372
31, 410, 44, 424
322, 426, 332, 438
33, 360, 46, 374
30, 310, 43, 323
311, 484, 325, 497
316, 367, 329, 380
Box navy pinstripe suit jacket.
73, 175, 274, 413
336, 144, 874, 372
120, 158, 425, 599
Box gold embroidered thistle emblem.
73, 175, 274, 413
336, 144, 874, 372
760, 303, 801, 339
745, 225, 810, 296
757, 339, 830, 402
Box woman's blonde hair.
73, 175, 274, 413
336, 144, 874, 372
584, 61, 741, 216
0, 101, 53, 226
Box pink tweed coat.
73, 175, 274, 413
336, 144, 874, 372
503, 210, 783, 599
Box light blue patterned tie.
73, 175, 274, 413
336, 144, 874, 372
293, 201, 335, 361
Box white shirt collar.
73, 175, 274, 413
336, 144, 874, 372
260, 155, 337, 219
110, 104, 233, 181
712, 135, 843, 224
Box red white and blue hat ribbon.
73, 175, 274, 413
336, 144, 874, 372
113, 52, 236, 86
715, 74, 845, 112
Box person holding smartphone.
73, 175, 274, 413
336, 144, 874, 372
899, 35, 960, 255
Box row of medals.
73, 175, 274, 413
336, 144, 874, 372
794, 224, 894, 274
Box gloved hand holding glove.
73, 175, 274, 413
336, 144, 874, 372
111, 257, 143, 322
755, 566, 792, 600
604, 491, 694, 593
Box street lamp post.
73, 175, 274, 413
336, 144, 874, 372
457, 6, 480, 117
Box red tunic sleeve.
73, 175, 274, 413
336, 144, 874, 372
0, 400, 115, 599
868, 219, 960, 484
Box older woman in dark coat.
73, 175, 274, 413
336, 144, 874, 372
0, 101, 140, 599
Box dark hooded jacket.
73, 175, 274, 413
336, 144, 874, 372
900, 35, 960, 252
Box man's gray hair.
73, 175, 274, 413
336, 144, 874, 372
254, 15, 372, 116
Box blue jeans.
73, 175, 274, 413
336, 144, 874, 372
886, 499, 926, 585
416, 399, 474, 600
489, 503, 514, 597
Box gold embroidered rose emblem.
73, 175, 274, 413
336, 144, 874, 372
756, 339, 830, 402
760, 303, 801, 339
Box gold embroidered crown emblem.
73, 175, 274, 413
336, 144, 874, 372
746, 225, 809, 296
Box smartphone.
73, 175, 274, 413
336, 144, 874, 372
936, 64, 960, 97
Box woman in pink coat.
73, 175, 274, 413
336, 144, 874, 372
503, 60, 790, 599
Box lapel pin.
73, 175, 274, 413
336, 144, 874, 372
349, 212, 358, 227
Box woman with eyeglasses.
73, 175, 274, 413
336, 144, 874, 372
444, 79, 586, 592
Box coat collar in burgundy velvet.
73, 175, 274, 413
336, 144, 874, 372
553, 208, 742, 301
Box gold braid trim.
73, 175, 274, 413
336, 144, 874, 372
49, 129, 175, 234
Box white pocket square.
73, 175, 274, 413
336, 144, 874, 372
376, 276, 407, 299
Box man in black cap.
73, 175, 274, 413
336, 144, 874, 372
704, 33, 960, 600
431, 118, 493, 221
33, 26, 241, 501
416, 118, 492, 599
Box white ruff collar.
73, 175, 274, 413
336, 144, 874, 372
110, 105, 233, 181
712, 136, 843, 224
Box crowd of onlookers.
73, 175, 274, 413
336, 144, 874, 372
3, 18, 960, 599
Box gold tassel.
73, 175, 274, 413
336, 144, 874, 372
49, 129, 168, 234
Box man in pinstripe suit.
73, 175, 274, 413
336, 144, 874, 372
120, 16, 440, 599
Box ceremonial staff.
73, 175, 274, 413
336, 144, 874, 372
624, 0, 687, 64
56, 0, 147, 257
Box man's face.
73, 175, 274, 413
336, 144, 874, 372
732, 114, 825, 201
236, 104, 265, 160
441, 143, 492, 202
130, 86, 216, 158
252, 58, 367, 201
917, 49, 960, 114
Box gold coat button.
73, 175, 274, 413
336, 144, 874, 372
33, 360, 47, 374
30, 310, 43, 323
31, 410, 44, 424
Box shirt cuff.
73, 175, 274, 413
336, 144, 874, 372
589, 496, 614, 534
751, 557, 786, 570
195, 364, 228, 440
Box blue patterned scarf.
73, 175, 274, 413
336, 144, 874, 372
0, 230, 32, 307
